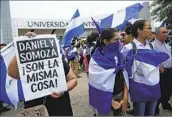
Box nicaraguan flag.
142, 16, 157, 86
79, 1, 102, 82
61, 9, 85, 47
0, 43, 24, 109
88, 41, 129, 115
91, 17, 103, 34
100, 3, 143, 30
125, 49, 169, 102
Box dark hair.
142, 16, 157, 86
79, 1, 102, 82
86, 32, 99, 44
0, 43, 6, 47
151, 31, 155, 34
71, 39, 75, 46
96, 28, 117, 48
124, 23, 133, 35
132, 20, 148, 38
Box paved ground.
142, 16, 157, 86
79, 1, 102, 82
1, 72, 172, 116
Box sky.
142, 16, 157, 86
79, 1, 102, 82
9, 1, 161, 27
9, 1, 149, 19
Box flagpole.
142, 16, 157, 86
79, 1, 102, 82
0, 42, 14, 53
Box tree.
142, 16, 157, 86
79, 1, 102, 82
151, 0, 172, 29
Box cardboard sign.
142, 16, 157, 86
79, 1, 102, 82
14, 35, 67, 101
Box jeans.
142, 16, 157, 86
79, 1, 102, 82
133, 100, 158, 116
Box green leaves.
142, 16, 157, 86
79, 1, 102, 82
151, 0, 172, 29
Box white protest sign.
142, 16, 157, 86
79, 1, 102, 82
13, 35, 67, 101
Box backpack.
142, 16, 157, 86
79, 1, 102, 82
66, 47, 77, 61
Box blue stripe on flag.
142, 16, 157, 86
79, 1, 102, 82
116, 3, 143, 30
71, 9, 80, 20
129, 79, 161, 102
125, 49, 170, 77
17, 80, 24, 101
91, 17, 103, 34
125, 3, 143, 19
100, 3, 143, 30
135, 49, 170, 67
0, 55, 13, 106
100, 14, 113, 28
61, 9, 85, 47
62, 24, 85, 47
89, 84, 112, 115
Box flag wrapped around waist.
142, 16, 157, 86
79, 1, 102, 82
88, 41, 129, 115
125, 49, 169, 102
0, 43, 24, 109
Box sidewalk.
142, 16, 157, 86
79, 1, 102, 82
1, 72, 172, 116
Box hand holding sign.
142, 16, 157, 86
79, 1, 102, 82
24, 32, 36, 38
50, 92, 64, 98
14, 35, 67, 101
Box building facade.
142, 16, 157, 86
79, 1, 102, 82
1, 1, 150, 44
1, 0, 13, 44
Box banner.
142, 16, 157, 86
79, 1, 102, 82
13, 35, 67, 101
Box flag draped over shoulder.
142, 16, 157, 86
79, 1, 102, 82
0, 43, 24, 109
125, 49, 169, 102
61, 9, 85, 47
88, 41, 129, 115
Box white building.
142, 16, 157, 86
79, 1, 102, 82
11, 18, 98, 40
1, 1, 150, 44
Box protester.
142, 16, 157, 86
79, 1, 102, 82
149, 31, 156, 42
89, 28, 129, 116
7, 32, 77, 116
0, 44, 11, 115
122, 23, 134, 45
86, 32, 99, 62
121, 24, 135, 115
0, 44, 7, 49
82, 44, 89, 75
77, 42, 84, 71
67, 39, 80, 78
153, 27, 172, 115
121, 20, 169, 116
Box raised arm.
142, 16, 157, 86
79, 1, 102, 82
8, 55, 19, 79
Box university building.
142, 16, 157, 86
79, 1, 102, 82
1, 1, 150, 44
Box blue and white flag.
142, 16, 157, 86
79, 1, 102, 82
0, 43, 24, 109
91, 17, 103, 34
125, 48, 169, 102
88, 41, 129, 115
61, 9, 85, 47
100, 3, 143, 30
159, 21, 166, 27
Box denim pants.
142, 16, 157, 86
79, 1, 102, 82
133, 100, 158, 116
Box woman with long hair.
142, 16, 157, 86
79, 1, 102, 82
88, 28, 129, 116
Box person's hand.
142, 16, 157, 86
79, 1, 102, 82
50, 92, 63, 98
160, 67, 165, 73
120, 99, 127, 114
24, 32, 36, 38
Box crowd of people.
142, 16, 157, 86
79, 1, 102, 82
0, 19, 172, 116
61, 19, 172, 116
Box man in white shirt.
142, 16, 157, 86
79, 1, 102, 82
153, 27, 172, 114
